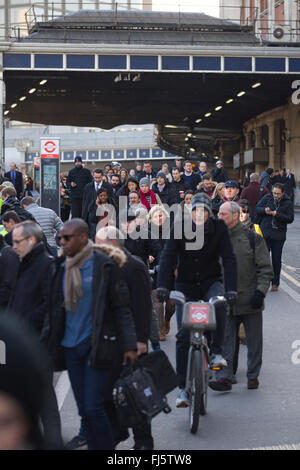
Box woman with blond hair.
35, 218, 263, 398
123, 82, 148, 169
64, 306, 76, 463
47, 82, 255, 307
212, 182, 225, 214
148, 205, 175, 341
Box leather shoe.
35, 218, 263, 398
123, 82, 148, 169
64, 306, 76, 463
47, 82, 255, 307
270, 285, 278, 292
247, 378, 259, 389
208, 378, 232, 392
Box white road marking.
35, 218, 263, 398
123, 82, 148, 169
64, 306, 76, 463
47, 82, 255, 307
279, 279, 300, 304
281, 269, 300, 288
55, 371, 71, 411
243, 443, 300, 450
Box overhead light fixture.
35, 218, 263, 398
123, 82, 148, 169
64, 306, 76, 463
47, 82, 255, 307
252, 82, 261, 89
28, 88, 36, 94
226, 98, 234, 104
195, 118, 202, 123
4, 110, 9, 115
190, 147, 196, 152
204, 112, 211, 117
237, 91, 246, 97
165, 125, 178, 128
39, 79, 47, 85
10, 103, 17, 108
215, 106, 222, 111
187, 132, 193, 137
214, 155, 219, 159
19, 96, 27, 101
184, 137, 189, 142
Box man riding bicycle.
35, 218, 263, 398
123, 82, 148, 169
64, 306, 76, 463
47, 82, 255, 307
157, 193, 237, 407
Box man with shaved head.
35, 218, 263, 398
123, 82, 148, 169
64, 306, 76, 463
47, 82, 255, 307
46, 218, 137, 450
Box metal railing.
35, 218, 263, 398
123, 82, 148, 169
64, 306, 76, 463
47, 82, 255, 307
0, 2, 299, 43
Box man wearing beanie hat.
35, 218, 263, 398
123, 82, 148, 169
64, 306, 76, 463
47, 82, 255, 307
211, 160, 228, 183
66, 156, 93, 218
157, 191, 237, 408
151, 171, 177, 206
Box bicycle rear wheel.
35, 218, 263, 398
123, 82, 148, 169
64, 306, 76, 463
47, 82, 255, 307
189, 349, 204, 434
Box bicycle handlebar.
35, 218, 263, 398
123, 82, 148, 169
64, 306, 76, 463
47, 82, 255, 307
169, 291, 227, 306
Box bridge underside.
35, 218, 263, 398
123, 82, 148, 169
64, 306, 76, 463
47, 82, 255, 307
5, 68, 296, 156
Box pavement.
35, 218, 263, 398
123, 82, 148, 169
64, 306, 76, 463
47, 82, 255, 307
56, 212, 300, 450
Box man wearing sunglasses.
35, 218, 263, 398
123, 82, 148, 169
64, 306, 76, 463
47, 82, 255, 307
255, 183, 294, 291
45, 218, 137, 450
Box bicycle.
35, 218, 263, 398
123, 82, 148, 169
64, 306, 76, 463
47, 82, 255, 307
169, 290, 227, 434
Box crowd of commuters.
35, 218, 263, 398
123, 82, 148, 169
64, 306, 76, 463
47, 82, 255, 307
0, 157, 296, 450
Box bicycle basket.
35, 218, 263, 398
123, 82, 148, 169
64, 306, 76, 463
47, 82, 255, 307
182, 302, 216, 331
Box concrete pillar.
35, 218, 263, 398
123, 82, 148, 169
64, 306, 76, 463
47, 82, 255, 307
266, 120, 275, 169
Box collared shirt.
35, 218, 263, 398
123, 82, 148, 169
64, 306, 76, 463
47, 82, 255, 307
61, 254, 94, 348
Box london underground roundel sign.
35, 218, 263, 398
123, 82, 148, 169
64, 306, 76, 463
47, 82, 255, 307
40, 138, 60, 159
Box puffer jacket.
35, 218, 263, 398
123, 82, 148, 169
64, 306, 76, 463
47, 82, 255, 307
229, 221, 273, 315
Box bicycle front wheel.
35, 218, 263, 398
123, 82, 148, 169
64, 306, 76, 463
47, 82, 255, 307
189, 349, 204, 434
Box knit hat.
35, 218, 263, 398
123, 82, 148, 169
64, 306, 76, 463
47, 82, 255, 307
139, 177, 150, 187
156, 171, 167, 181
191, 192, 212, 215
74, 156, 82, 163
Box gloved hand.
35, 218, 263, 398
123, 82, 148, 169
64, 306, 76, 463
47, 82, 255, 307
250, 289, 265, 309
156, 287, 170, 303
225, 291, 238, 307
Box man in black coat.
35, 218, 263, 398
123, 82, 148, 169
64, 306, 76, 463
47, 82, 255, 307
7, 220, 63, 449
81, 169, 113, 223
44, 219, 137, 450
157, 193, 237, 408
96, 225, 153, 450
66, 156, 93, 218
255, 183, 294, 291
151, 171, 177, 207
211, 160, 228, 183
285, 169, 296, 202
4, 162, 23, 199
140, 161, 157, 182
170, 167, 191, 203
0, 235, 19, 311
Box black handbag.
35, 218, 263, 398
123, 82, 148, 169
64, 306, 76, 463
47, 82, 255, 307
113, 362, 172, 428
136, 350, 178, 395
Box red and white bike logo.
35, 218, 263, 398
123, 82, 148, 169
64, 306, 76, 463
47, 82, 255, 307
189, 305, 209, 324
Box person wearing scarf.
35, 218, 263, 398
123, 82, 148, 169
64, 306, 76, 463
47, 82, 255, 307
47, 219, 137, 450
138, 177, 161, 211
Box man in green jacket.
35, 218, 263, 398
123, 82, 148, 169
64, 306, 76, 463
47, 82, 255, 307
209, 201, 273, 391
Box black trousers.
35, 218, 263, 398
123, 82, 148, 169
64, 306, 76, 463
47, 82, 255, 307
71, 198, 83, 219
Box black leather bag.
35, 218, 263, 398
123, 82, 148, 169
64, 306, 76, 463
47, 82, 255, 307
113, 362, 172, 427
136, 350, 178, 395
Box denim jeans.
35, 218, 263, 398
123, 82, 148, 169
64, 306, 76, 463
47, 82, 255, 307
175, 281, 226, 389
63, 337, 115, 450
265, 237, 285, 286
